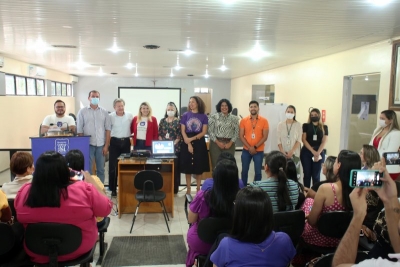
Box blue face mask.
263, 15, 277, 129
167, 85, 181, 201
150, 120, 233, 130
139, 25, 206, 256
91, 98, 99, 105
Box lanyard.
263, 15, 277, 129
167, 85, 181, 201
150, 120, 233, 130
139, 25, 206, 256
313, 125, 318, 135
286, 122, 293, 138
251, 117, 258, 132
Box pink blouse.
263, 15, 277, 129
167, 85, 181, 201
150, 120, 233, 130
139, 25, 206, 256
15, 182, 113, 264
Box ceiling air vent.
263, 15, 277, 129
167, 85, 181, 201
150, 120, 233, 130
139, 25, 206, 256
52, 45, 77, 48
143, 45, 160, 49
187, 74, 194, 76
110, 73, 118, 75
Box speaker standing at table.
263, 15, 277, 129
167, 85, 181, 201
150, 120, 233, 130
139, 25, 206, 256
41, 100, 76, 135
108, 98, 133, 197
77, 90, 111, 183
158, 102, 181, 194
131, 102, 158, 151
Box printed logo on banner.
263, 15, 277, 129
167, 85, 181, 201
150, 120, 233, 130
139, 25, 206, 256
55, 139, 70, 155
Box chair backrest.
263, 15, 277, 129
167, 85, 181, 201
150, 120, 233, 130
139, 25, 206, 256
317, 211, 353, 238
25, 223, 82, 264
8, 199, 17, 223
197, 217, 232, 244
134, 170, 163, 191
0, 223, 16, 256
231, 108, 238, 116
273, 209, 305, 247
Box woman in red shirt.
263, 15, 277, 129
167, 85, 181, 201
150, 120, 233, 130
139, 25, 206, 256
131, 102, 159, 150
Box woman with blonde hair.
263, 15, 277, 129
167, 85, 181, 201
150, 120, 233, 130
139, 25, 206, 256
305, 156, 337, 199
369, 110, 400, 179
360, 144, 380, 170
131, 102, 158, 150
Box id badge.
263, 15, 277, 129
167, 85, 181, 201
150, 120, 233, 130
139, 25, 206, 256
286, 139, 291, 145
313, 134, 317, 141
166, 133, 170, 139
251, 133, 255, 139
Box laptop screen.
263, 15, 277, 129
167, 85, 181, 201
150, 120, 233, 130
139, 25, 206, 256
152, 140, 175, 155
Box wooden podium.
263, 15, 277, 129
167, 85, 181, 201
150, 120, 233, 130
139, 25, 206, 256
118, 158, 175, 218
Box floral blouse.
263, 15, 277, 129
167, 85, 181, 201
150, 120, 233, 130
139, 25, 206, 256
158, 117, 182, 153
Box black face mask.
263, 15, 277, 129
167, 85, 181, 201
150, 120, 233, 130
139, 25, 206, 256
311, 116, 320, 122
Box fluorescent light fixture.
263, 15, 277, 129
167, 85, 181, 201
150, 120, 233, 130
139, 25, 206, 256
175, 56, 182, 70
170, 68, 174, 77
126, 63, 134, 69
29, 38, 51, 53
222, 0, 237, 3
220, 57, 227, 71
365, 76, 369, 81
246, 41, 269, 60
204, 69, 209, 78
184, 49, 194, 56
134, 63, 138, 76
108, 42, 122, 53
98, 67, 104, 76
74, 60, 90, 70
368, 0, 392, 5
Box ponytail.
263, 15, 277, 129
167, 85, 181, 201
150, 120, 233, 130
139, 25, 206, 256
277, 167, 292, 211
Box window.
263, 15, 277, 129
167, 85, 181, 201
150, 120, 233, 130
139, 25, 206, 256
56, 82, 61, 96
194, 87, 210, 94
36, 79, 45, 95
5, 75, 15, 95
61, 83, 67, 95
67, 84, 72, 96
16, 76, 27, 95
51, 82, 56, 96
27, 78, 36, 95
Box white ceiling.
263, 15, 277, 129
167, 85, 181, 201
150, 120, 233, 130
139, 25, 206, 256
1, 0, 400, 79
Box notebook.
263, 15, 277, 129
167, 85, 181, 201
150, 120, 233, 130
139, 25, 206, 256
151, 140, 177, 159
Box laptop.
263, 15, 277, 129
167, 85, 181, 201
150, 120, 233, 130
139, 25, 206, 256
151, 140, 177, 159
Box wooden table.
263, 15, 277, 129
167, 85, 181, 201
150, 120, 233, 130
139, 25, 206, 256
117, 158, 174, 218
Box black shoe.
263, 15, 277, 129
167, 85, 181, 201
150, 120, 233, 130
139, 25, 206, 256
111, 191, 117, 197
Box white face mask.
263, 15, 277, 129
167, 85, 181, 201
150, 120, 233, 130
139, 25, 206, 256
379, 119, 387, 128
167, 111, 175, 117
285, 113, 295, 119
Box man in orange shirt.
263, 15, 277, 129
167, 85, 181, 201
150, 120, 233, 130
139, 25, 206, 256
239, 100, 269, 185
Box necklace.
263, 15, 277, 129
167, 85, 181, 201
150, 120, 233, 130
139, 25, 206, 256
254, 232, 275, 252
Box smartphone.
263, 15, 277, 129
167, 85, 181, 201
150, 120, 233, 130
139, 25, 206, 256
349, 170, 382, 188
70, 170, 84, 181
383, 152, 400, 165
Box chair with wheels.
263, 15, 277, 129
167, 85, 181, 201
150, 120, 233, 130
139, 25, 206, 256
130, 170, 170, 233
24, 223, 96, 267
273, 209, 305, 247
96, 217, 111, 265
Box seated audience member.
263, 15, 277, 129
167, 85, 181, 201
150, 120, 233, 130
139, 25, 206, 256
360, 144, 380, 170
201, 152, 245, 191
305, 156, 337, 199
285, 159, 305, 209
2, 152, 34, 199
65, 149, 107, 228
14, 151, 112, 264
301, 150, 360, 248
251, 151, 299, 212
186, 160, 239, 267
0, 190, 12, 223
332, 159, 400, 266
211, 187, 296, 267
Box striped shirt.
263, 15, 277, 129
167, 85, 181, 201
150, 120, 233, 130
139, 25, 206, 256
77, 106, 111, 146
250, 178, 299, 212
208, 112, 239, 142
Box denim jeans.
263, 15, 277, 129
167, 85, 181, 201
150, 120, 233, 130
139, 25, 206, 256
300, 146, 325, 188
89, 145, 105, 183
241, 150, 264, 185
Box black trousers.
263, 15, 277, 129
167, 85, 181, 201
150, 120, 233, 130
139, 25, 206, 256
109, 137, 131, 191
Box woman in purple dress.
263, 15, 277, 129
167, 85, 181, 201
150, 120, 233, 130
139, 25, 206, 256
186, 160, 239, 266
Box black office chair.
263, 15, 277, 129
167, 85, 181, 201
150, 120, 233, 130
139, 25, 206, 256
25, 223, 95, 267
273, 209, 305, 247
97, 217, 111, 265
299, 211, 353, 255
8, 199, 17, 223
231, 108, 238, 116
0, 222, 31, 267
130, 170, 170, 233
196, 217, 233, 267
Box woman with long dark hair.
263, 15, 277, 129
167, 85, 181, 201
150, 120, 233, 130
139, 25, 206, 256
210, 187, 296, 267
186, 160, 239, 267
251, 151, 299, 212
285, 159, 305, 209
301, 150, 360, 248
14, 151, 112, 264
300, 108, 328, 188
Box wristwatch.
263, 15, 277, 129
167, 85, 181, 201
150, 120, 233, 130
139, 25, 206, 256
254, 145, 258, 149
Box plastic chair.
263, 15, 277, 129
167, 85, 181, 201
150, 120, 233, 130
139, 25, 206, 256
96, 217, 111, 265
25, 223, 95, 267
130, 170, 170, 233
273, 209, 305, 247
300, 211, 353, 255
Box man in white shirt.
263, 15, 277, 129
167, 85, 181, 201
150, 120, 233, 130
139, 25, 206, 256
332, 159, 400, 267
41, 100, 76, 134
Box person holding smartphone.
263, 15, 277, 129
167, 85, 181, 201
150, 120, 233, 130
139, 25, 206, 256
369, 110, 400, 180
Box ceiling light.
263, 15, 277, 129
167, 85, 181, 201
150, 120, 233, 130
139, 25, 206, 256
175, 55, 181, 70
135, 63, 139, 77
365, 75, 369, 81
368, 0, 392, 6
108, 42, 122, 53
29, 38, 50, 53
219, 57, 227, 71
62, 26, 72, 29
222, 0, 237, 4
246, 41, 269, 60
98, 67, 104, 76
170, 68, 174, 77
126, 63, 134, 69
184, 49, 194, 56
204, 69, 209, 79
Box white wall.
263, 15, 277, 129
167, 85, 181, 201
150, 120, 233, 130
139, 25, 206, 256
73, 76, 231, 114
231, 40, 393, 157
